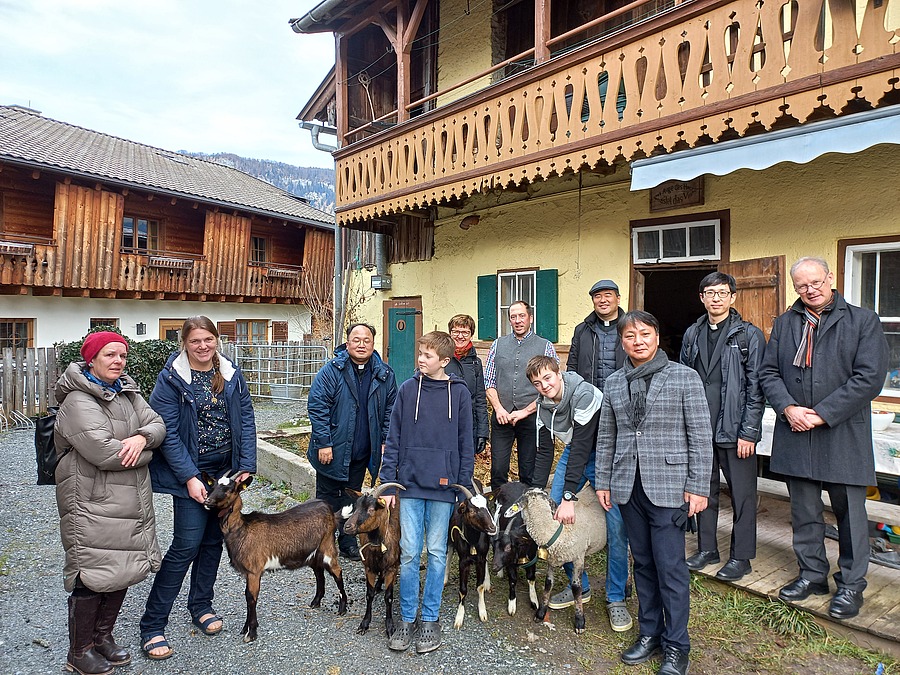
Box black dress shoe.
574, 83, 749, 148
658, 647, 690, 675
339, 544, 361, 561
621, 635, 662, 665
778, 577, 829, 601
685, 550, 720, 570
829, 588, 864, 619
715, 558, 752, 581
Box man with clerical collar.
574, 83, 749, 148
680, 272, 765, 582
760, 256, 888, 620
484, 300, 558, 489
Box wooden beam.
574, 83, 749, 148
147, 194, 154, 201
535, 0, 551, 64
122, 188, 129, 196
403, 0, 429, 47
170, 197, 177, 205
374, 13, 397, 45
32, 169, 40, 180
338, 0, 396, 40
192, 202, 199, 209
94, 183, 103, 191
395, 2, 410, 123
63, 176, 72, 185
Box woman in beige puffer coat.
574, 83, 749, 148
54, 332, 165, 675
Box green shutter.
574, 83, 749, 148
535, 269, 558, 343
477, 274, 498, 341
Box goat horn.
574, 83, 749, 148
372, 482, 406, 498
473, 478, 484, 495
451, 484, 474, 500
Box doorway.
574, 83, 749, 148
383, 297, 423, 382
639, 267, 714, 358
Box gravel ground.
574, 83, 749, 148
0, 402, 571, 675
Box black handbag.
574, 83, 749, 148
35, 407, 62, 486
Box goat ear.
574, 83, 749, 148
345, 488, 363, 499
201, 471, 214, 486
239, 475, 253, 491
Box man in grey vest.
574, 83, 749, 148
485, 300, 558, 488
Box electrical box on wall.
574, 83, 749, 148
371, 274, 392, 290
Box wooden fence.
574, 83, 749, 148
0, 347, 57, 430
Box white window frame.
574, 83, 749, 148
497, 270, 536, 337
844, 240, 900, 398
632, 218, 721, 264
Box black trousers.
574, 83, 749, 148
315, 456, 369, 550
489, 410, 553, 489
787, 478, 869, 591
696, 443, 758, 560
620, 471, 691, 654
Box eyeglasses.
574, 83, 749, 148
794, 279, 828, 294
450, 330, 471, 337
702, 290, 733, 299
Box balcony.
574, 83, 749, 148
332, 0, 900, 224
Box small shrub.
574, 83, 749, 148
56, 327, 179, 398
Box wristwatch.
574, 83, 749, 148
563, 491, 578, 502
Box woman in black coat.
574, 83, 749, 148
445, 314, 489, 453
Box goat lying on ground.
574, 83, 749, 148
202, 472, 348, 642
491, 481, 539, 616
504, 485, 606, 633
443, 480, 498, 628
342, 482, 405, 636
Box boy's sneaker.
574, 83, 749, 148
388, 621, 413, 651
415, 620, 442, 654
607, 601, 633, 632
548, 586, 591, 610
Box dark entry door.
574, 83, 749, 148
387, 307, 419, 382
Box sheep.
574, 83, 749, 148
490, 481, 539, 616
202, 472, 348, 642
443, 480, 498, 629
342, 481, 405, 636
504, 485, 606, 633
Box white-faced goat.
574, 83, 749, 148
504, 485, 606, 633
491, 481, 539, 616
202, 472, 348, 642
444, 480, 498, 629
342, 482, 405, 636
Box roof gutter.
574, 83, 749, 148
299, 121, 339, 153
0, 154, 335, 232
289, 0, 347, 33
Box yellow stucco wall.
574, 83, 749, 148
436, 0, 494, 106
354, 144, 900, 362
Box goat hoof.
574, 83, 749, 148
242, 632, 257, 643
338, 603, 348, 616
356, 625, 369, 635
309, 599, 322, 609
574, 627, 586, 634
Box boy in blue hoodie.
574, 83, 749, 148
379, 331, 474, 654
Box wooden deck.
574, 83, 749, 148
688, 492, 900, 657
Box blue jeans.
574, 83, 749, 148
550, 444, 629, 602
398, 498, 454, 623
140, 496, 224, 639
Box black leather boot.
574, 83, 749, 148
66, 592, 113, 675
93, 589, 130, 666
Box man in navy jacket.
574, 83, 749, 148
307, 323, 397, 560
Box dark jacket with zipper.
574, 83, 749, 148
378, 371, 474, 503
148, 351, 257, 497
567, 307, 626, 391
445, 345, 489, 446
307, 345, 397, 482
679, 308, 766, 445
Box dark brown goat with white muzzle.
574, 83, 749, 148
443, 480, 498, 629
342, 482, 405, 636
202, 472, 348, 642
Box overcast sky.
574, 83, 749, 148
0, 0, 336, 168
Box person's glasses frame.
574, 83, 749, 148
701, 290, 734, 299
450, 330, 471, 337
793, 279, 828, 294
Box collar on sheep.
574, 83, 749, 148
520, 522, 564, 568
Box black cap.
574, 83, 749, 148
588, 279, 619, 296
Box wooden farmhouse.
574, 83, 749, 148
0, 105, 335, 347
292, 0, 900, 402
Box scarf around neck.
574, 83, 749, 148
623, 348, 668, 426
792, 298, 835, 368
454, 341, 473, 360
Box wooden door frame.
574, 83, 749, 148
158, 319, 184, 341
382, 296, 423, 360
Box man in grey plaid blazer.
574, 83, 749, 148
596, 311, 713, 675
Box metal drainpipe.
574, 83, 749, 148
299, 121, 338, 153
374, 233, 388, 276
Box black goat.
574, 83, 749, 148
445, 480, 498, 628
342, 482, 405, 636
491, 481, 539, 616
202, 472, 348, 642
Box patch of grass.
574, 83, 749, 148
276, 417, 310, 430
0, 552, 9, 576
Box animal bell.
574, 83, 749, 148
537, 547, 549, 561
470, 546, 477, 556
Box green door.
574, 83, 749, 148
388, 307, 419, 382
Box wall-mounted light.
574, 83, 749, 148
136, 322, 147, 336
459, 214, 480, 230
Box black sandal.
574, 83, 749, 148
192, 613, 224, 636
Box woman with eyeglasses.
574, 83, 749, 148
445, 314, 489, 454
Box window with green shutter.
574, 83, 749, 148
476, 269, 558, 342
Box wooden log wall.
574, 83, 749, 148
302, 228, 335, 304
200, 211, 251, 296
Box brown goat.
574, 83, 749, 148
202, 472, 348, 642
343, 482, 405, 636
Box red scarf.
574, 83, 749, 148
454, 341, 473, 360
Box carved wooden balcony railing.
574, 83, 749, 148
333, 0, 899, 225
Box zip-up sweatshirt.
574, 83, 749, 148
378, 371, 474, 503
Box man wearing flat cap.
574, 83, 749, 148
546, 279, 632, 633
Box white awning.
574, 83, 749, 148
630, 105, 900, 191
